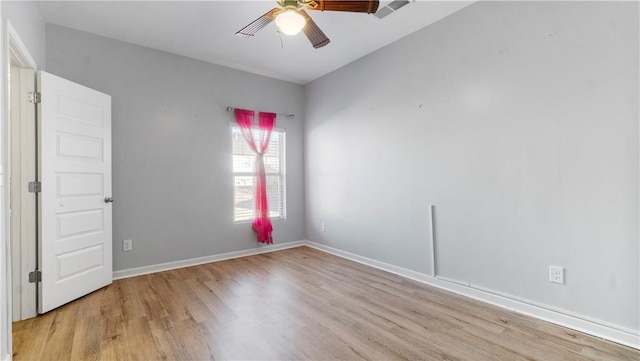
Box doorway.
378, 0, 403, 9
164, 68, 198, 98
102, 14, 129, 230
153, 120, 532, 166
6, 21, 38, 322
4, 23, 114, 339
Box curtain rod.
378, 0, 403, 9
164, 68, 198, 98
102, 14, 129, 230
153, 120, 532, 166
226, 106, 295, 119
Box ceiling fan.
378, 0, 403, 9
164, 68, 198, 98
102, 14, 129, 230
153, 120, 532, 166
235, 0, 380, 49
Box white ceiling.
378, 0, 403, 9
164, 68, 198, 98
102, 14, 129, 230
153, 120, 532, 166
38, 1, 473, 84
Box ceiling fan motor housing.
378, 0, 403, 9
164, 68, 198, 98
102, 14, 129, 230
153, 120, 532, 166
279, 0, 303, 9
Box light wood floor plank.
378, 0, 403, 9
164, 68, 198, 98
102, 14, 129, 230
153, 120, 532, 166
13, 246, 639, 360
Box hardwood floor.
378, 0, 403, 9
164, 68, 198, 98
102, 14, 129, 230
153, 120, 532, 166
13, 246, 639, 360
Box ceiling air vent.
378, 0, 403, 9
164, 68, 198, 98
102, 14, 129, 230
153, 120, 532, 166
375, 0, 411, 19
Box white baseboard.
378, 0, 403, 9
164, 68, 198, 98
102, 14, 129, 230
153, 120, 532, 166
112, 240, 305, 280
305, 241, 640, 350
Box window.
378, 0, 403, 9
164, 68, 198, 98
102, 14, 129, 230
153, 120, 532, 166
232, 126, 286, 223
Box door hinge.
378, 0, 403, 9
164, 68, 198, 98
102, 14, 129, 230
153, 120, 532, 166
28, 181, 41, 193
28, 91, 41, 104
28, 270, 41, 283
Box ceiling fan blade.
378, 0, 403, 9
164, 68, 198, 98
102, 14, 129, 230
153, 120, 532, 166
300, 10, 330, 49
307, 0, 379, 14
235, 8, 279, 38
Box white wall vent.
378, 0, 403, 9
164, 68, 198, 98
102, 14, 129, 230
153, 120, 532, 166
375, 0, 412, 19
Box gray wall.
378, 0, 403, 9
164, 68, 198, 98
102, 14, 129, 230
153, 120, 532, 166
2, 1, 46, 67
46, 25, 306, 272
304, 1, 639, 331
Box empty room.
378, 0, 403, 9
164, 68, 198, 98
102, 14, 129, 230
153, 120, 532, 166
0, 0, 638, 360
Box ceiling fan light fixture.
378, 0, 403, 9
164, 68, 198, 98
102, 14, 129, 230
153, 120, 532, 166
275, 9, 306, 35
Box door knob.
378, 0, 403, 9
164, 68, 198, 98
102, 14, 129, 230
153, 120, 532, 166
104, 197, 114, 203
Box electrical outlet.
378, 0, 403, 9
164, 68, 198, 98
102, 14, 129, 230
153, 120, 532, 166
549, 265, 564, 284
123, 239, 133, 252
321, 222, 326, 232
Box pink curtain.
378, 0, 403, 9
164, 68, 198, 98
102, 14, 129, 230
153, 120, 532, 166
234, 108, 276, 244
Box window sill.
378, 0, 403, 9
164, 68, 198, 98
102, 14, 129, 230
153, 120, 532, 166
234, 217, 286, 225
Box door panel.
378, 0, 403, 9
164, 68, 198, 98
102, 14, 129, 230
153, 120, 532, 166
38, 71, 112, 313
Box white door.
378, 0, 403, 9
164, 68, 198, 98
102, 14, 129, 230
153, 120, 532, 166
37, 71, 112, 313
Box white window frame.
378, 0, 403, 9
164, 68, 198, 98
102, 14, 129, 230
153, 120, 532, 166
231, 124, 286, 223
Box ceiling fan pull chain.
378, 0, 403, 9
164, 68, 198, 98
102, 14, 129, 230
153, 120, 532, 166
279, 31, 284, 49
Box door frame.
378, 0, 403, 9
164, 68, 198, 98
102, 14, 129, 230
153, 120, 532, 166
3, 19, 38, 327
10, 64, 37, 321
